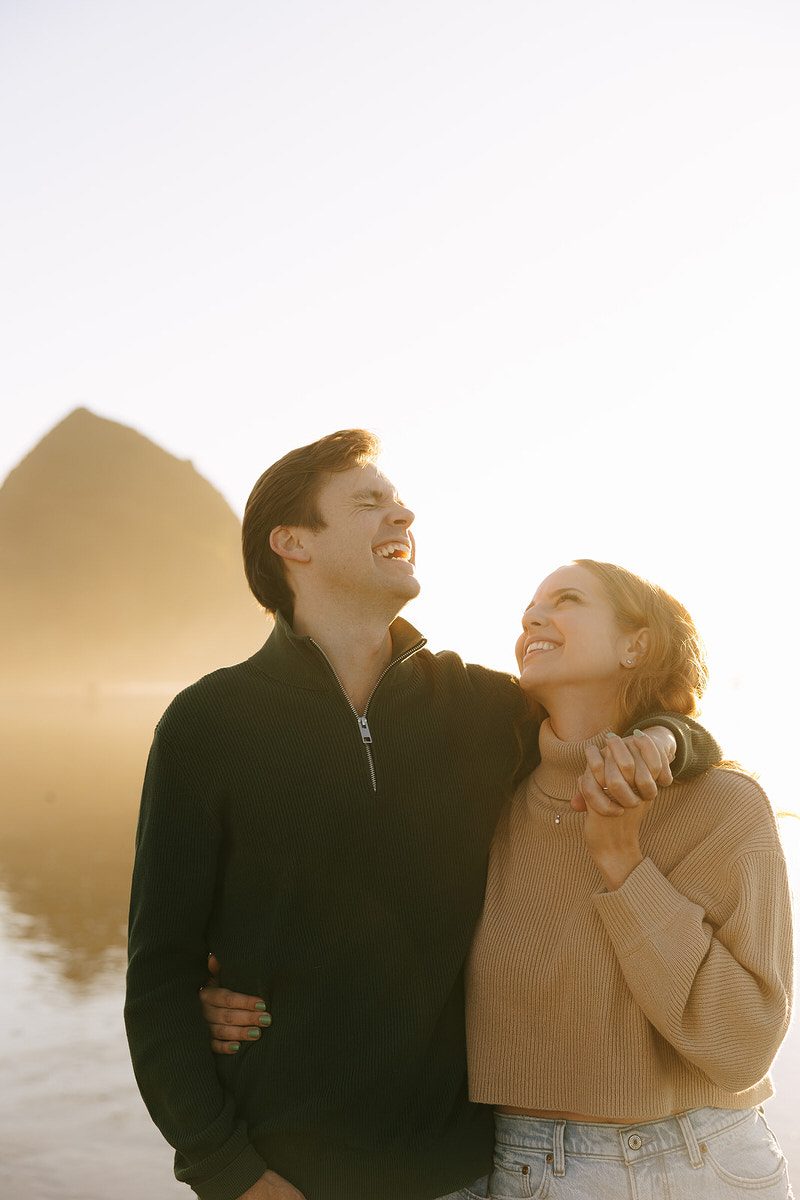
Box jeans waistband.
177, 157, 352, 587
494, 1107, 755, 1165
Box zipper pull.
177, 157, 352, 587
358, 716, 373, 744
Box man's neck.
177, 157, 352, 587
291, 603, 398, 714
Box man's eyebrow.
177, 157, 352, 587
350, 487, 399, 504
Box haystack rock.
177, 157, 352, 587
0, 407, 270, 688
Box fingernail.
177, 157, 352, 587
258, 1014, 272, 1026
255, 1001, 267, 1011
606, 731, 620, 739
247, 1028, 261, 1040
228, 1042, 240, 1052
633, 728, 645, 737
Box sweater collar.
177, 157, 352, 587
249, 609, 427, 691
532, 718, 611, 801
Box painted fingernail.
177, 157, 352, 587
228, 1042, 240, 1052
255, 1001, 267, 1011
258, 1014, 272, 1026
633, 728, 645, 737
606, 731, 620, 739
247, 1028, 261, 1040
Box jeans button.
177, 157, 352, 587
628, 1133, 642, 1150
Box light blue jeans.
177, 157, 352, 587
441, 1107, 792, 1199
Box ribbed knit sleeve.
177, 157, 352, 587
631, 714, 722, 778
125, 726, 268, 1200
593, 846, 793, 1092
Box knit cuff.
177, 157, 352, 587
188, 1143, 268, 1200
627, 715, 689, 777
592, 857, 701, 956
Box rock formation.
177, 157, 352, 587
0, 407, 269, 687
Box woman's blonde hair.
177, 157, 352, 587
574, 559, 708, 728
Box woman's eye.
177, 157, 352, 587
557, 592, 580, 604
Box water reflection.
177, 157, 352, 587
0, 694, 166, 982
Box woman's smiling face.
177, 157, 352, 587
515, 563, 637, 705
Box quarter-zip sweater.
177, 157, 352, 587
125, 613, 527, 1200
125, 615, 719, 1200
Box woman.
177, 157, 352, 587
466, 560, 793, 1198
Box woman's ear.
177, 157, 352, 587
622, 628, 650, 668
269, 526, 311, 563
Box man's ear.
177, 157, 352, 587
269, 526, 311, 563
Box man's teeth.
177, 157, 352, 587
374, 543, 410, 559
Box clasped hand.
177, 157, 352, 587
575, 727, 674, 890
573, 727, 674, 815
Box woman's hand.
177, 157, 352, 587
573, 728, 674, 815
199, 954, 272, 1054
583, 792, 649, 890
576, 729, 671, 889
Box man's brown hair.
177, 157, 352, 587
242, 429, 381, 618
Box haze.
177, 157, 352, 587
3, 0, 797, 801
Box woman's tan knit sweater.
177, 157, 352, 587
466, 720, 794, 1118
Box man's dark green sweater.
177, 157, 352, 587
124, 613, 720, 1200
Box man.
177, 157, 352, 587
125, 429, 718, 1200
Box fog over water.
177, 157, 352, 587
0, 692, 798, 1198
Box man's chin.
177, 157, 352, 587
385, 574, 421, 612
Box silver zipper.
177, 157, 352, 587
358, 716, 373, 744
309, 638, 424, 793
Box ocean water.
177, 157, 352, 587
1, 696, 797, 1198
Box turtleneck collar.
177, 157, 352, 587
531, 718, 612, 802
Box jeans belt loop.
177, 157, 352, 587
676, 1111, 705, 1169
553, 1120, 566, 1177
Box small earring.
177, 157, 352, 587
625, 658, 633, 666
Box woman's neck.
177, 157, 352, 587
531, 683, 620, 742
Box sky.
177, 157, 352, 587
2, 0, 799, 802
